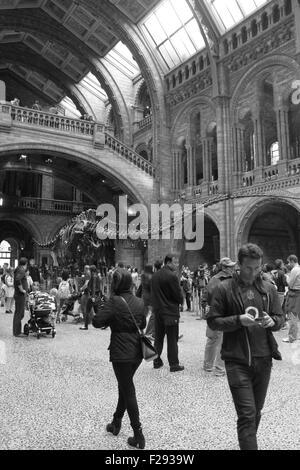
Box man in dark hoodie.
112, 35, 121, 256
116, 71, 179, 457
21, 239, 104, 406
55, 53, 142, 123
207, 244, 284, 450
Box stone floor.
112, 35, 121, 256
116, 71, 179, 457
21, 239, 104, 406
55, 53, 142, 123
0, 306, 299, 450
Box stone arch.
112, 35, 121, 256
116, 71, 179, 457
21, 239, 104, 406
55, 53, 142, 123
0, 214, 43, 242
171, 96, 216, 143
182, 211, 221, 268
0, 142, 150, 208
230, 54, 300, 117
135, 142, 149, 161
235, 196, 300, 252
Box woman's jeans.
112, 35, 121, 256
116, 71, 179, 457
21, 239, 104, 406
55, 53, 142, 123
225, 357, 272, 450
112, 361, 142, 430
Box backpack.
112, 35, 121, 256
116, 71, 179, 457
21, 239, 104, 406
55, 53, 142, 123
58, 280, 71, 299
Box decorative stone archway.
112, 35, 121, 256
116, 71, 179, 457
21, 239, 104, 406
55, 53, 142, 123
236, 197, 300, 262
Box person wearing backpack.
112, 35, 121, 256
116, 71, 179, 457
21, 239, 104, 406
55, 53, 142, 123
57, 270, 71, 322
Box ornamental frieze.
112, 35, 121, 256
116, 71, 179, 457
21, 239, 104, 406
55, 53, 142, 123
166, 71, 213, 107
222, 18, 295, 74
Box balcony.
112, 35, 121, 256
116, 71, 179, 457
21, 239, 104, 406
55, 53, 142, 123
11, 106, 95, 136
0, 104, 156, 178
0, 196, 97, 215
234, 157, 300, 197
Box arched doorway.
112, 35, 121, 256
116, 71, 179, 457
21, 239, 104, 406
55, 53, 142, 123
240, 201, 300, 263
183, 215, 220, 270
0, 221, 34, 264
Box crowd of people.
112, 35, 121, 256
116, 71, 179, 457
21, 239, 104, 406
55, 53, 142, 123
1, 246, 300, 450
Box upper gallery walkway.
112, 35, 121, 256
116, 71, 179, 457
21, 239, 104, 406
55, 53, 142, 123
0, 104, 155, 206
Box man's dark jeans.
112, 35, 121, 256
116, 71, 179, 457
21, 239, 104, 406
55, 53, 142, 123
225, 357, 272, 450
154, 312, 179, 367
13, 294, 26, 336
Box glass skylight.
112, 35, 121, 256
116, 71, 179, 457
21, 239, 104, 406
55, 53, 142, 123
143, 0, 205, 70
208, 0, 269, 32
104, 42, 140, 78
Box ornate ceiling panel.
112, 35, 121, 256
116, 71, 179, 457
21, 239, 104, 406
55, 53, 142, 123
5, 63, 65, 102
108, 0, 161, 23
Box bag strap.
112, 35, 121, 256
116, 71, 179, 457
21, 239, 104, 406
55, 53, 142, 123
119, 295, 142, 335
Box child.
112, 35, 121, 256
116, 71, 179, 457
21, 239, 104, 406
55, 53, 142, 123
57, 270, 71, 322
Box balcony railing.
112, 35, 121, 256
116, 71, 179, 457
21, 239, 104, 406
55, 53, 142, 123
105, 134, 156, 177
11, 106, 95, 136
138, 114, 153, 130
1, 105, 156, 178
0, 196, 97, 214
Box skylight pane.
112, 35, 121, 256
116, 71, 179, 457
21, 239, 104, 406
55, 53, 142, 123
176, 0, 194, 23
171, 29, 196, 61
238, 0, 258, 15
159, 40, 180, 67
144, 14, 167, 45
226, 1, 244, 24
185, 19, 206, 51
158, 1, 181, 36
158, 43, 178, 69
209, 0, 269, 31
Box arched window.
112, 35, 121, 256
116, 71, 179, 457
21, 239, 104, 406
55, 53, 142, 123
270, 142, 280, 165
251, 20, 258, 37
0, 240, 11, 267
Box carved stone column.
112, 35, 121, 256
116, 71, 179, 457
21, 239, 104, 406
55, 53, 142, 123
275, 105, 290, 161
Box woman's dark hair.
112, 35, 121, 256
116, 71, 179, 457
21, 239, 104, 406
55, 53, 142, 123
275, 259, 284, 269
61, 270, 69, 281
265, 263, 274, 273
19, 257, 28, 266
154, 260, 163, 270
111, 268, 133, 295
144, 264, 154, 275
90, 265, 98, 275
238, 244, 263, 265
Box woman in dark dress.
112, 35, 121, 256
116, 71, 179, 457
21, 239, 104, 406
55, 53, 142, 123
92, 268, 146, 449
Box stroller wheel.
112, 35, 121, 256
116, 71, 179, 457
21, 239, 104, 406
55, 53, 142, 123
37, 330, 41, 339
23, 324, 29, 336
52, 330, 56, 338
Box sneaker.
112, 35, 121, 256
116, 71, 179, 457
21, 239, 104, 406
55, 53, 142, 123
80, 327, 88, 330
153, 359, 163, 369
282, 338, 294, 343
170, 364, 185, 373
203, 367, 213, 372
214, 370, 226, 377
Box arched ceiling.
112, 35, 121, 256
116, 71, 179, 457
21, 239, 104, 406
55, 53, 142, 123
0, 0, 162, 111
0, 152, 132, 205
0, 0, 271, 118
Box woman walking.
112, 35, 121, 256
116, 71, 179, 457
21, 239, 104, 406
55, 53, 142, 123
92, 268, 146, 449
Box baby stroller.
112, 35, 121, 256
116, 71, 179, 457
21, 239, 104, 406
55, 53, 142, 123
60, 292, 82, 323
24, 292, 56, 339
